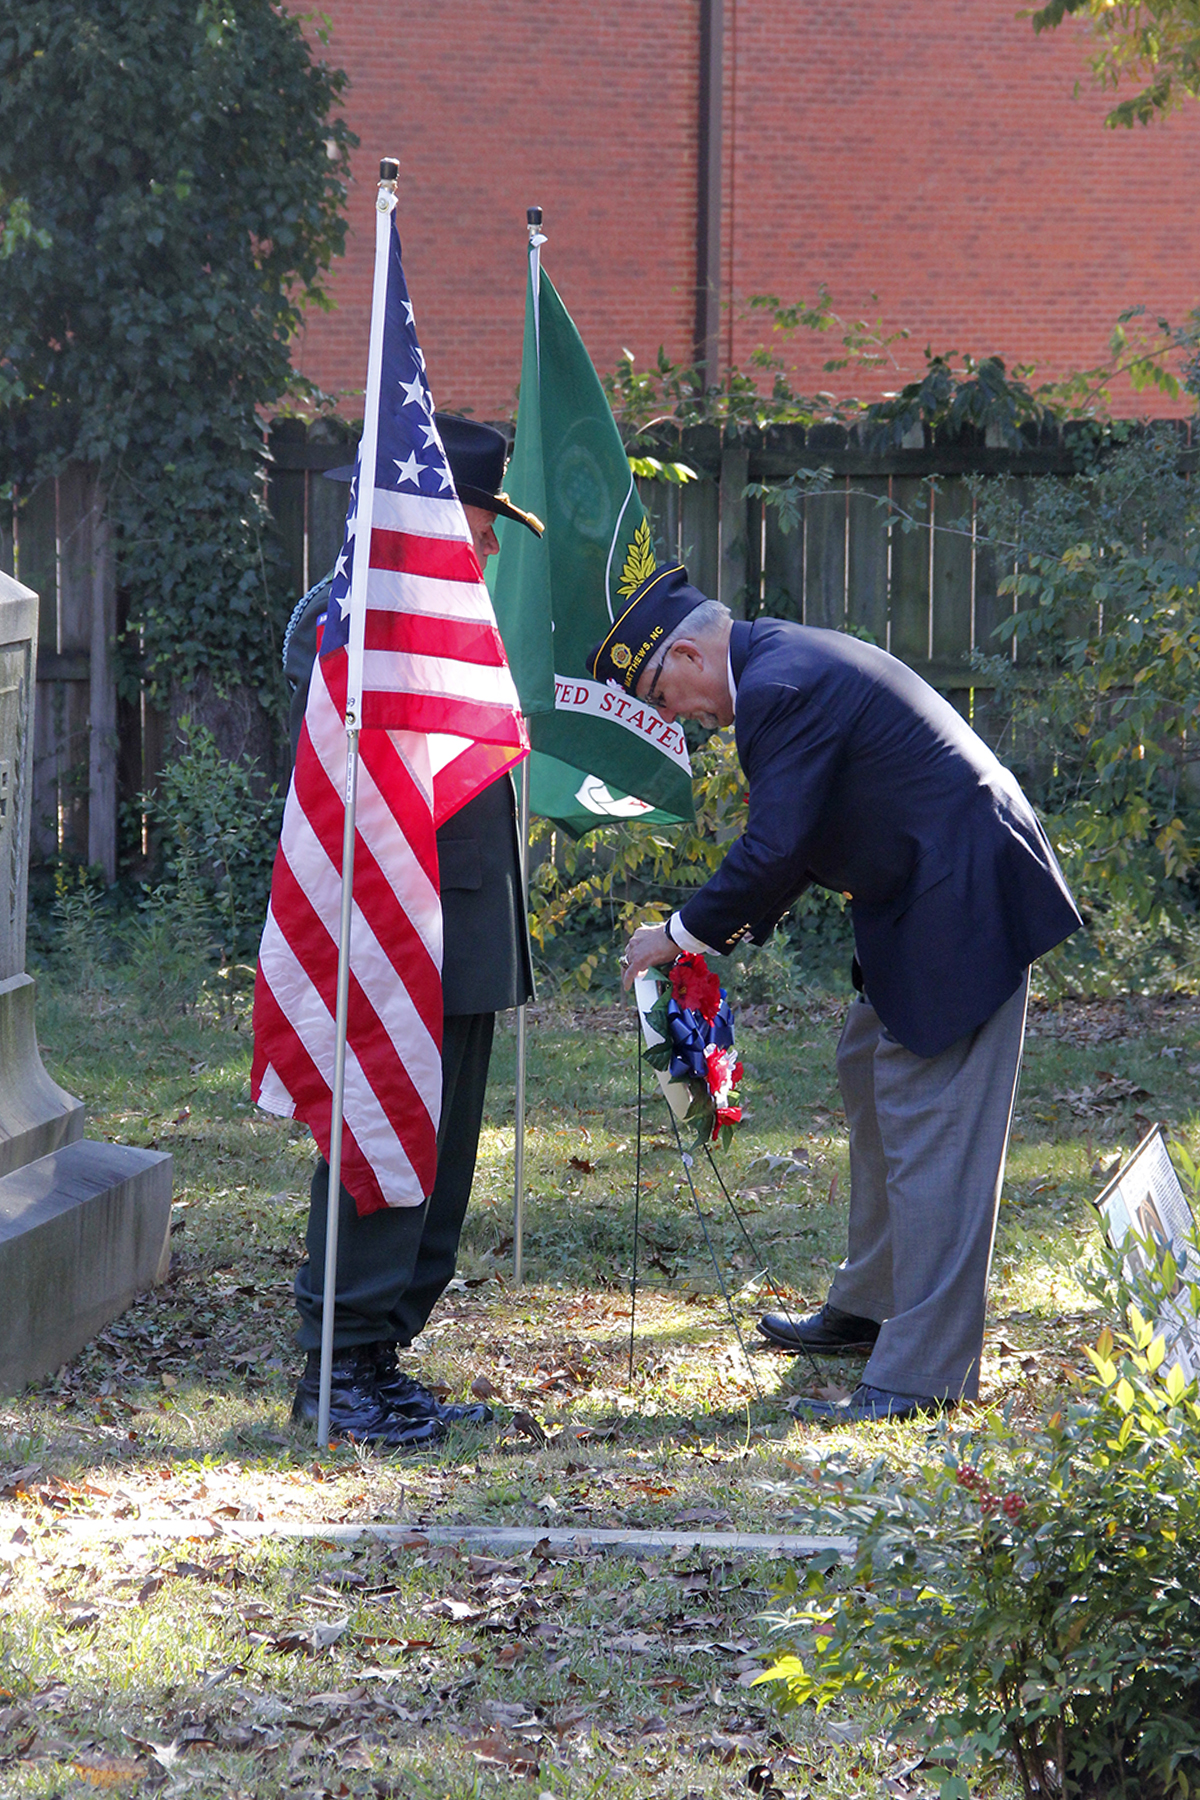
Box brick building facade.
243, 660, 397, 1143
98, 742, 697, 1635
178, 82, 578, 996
285, 1, 1200, 421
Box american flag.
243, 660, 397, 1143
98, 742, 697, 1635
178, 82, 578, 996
251, 217, 528, 1214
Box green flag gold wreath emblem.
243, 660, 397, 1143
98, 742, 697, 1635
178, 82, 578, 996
617, 517, 657, 601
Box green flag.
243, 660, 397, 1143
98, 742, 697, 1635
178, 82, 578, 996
491, 247, 695, 829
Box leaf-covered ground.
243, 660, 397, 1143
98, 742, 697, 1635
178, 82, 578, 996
3, 975, 1199, 1796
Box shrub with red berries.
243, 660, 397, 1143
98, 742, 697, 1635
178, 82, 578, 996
759, 1292, 1200, 1800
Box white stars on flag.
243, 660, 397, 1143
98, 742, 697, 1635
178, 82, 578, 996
394, 451, 426, 486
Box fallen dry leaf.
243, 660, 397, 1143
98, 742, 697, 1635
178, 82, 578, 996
465, 1733, 541, 1775
607, 1631, 662, 1654
125, 1735, 184, 1770
420, 1597, 484, 1623
60, 1604, 102, 1631
672, 1506, 732, 1527
72, 1754, 150, 1787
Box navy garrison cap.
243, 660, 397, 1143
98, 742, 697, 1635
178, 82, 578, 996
587, 563, 710, 692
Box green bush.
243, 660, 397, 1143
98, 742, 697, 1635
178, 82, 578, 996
974, 427, 1200, 967
758, 1293, 1200, 1798
146, 717, 282, 962
50, 866, 111, 995
0, 1, 354, 702
122, 845, 217, 1028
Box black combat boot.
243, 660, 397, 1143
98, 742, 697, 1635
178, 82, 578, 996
370, 1341, 493, 1426
291, 1346, 445, 1447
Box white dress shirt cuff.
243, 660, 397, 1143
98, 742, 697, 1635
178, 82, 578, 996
670, 910, 715, 956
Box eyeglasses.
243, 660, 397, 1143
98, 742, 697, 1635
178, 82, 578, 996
645, 648, 669, 711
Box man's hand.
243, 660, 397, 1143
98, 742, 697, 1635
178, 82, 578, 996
621, 923, 676, 993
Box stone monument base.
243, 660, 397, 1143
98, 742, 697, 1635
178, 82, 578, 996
0, 1139, 173, 1395
0, 972, 85, 1177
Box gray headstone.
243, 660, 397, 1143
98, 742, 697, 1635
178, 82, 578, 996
0, 567, 172, 1395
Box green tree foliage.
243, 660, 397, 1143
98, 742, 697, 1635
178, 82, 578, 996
1030, 0, 1200, 127
0, 1, 354, 702
604, 288, 912, 441
146, 718, 282, 960
973, 427, 1200, 974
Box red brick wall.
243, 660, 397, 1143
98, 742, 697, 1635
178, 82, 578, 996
724, 1, 1200, 415
288, 1, 1200, 421
287, 0, 700, 419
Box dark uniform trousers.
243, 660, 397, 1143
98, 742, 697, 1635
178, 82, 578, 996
283, 574, 534, 1355
294, 1011, 495, 1350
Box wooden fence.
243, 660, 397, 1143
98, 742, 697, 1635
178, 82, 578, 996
5, 418, 1191, 877
266, 417, 1093, 745
0, 469, 120, 880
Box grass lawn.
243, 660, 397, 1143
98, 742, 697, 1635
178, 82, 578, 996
2, 965, 1198, 1798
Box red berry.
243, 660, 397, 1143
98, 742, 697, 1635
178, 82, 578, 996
956, 1464, 979, 1488
1002, 1493, 1025, 1519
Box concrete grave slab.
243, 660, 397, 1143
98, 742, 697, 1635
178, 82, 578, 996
0, 1138, 172, 1394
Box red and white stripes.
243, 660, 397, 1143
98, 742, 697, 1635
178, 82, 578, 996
251, 485, 526, 1213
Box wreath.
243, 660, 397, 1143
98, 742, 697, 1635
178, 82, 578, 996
641, 953, 744, 1150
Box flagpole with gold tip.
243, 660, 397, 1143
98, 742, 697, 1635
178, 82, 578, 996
317, 156, 400, 1450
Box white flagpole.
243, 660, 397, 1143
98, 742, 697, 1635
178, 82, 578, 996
317, 158, 400, 1449
512, 205, 545, 1288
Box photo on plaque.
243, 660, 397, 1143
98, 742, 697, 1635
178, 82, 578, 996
1092, 1123, 1200, 1378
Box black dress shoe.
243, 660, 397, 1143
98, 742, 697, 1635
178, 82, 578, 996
791, 1382, 951, 1423
758, 1304, 880, 1354
291, 1347, 445, 1447
370, 1341, 493, 1426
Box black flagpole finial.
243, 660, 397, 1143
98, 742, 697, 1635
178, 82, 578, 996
379, 157, 400, 184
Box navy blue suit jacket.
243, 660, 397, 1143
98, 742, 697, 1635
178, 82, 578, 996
679, 620, 1081, 1057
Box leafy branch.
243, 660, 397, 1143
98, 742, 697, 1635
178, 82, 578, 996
1028, 0, 1200, 127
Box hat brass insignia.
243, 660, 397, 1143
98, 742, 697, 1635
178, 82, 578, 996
617, 519, 657, 601
610, 643, 633, 669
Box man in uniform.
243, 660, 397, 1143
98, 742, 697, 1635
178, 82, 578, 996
282, 416, 541, 1446
602, 564, 1081, 1422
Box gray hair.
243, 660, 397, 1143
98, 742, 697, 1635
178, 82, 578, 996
656, 598, 731, 659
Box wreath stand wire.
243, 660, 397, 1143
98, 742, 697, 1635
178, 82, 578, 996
627, 1000, 822, 1395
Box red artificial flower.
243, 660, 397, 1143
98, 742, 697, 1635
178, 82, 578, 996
703, 1044, 743, 1103
712, 1104, 743, 1141
670, 952, 722, 1025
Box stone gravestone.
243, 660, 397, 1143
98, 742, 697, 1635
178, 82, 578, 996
0, 568, 172, 1394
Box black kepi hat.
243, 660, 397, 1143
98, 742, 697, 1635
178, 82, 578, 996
322, 413, 544, 537
587, 563, 709, 693
434, 415, 543, 536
